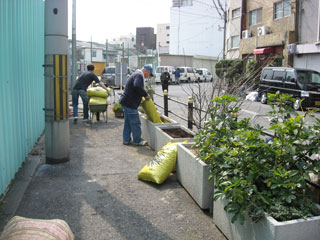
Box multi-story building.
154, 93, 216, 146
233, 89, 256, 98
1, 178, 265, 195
292, 0, 320, 72
239, 0, 297, 66
136, 27, 157, 53
157, 23, 170, 54
225, 0, 242, 59
169, 0, 225, 57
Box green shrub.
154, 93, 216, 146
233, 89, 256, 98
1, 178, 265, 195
194, 93, 320, 224
112, 103, 123, 112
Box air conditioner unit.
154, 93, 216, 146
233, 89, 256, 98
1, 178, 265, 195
242, 30, 251, 39
287, 43, 297, 54
257, 26, 269, 36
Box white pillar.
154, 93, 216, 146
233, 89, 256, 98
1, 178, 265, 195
44, 0, 70, 164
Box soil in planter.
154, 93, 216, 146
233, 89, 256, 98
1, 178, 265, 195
162, 128, 194, 138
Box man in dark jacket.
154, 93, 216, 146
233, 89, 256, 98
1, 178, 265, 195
72, 64, 108, 123
160, 67, 170, 92
119, 65, 152, 146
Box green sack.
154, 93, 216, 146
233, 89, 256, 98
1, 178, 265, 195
141, 98, 162, 123
138, 142, 178, 184
89, 96, 107, 105
87, 87, 108, 98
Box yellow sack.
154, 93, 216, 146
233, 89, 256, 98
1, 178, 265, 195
87, 87, 108, 98
141, 98, 162, 123
89, 96, 107, 105
138, 142, 178, 184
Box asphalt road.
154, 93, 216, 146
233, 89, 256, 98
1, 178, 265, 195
149, 82, 320, 132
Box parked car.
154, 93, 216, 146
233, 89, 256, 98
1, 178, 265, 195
259, 67, 320, 110
196, 68, 212, 82
155, 66, 176, 84
178, 67, 197, 83
101, 66, 116, 86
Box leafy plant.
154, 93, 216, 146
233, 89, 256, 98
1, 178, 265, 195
112, 103, 123, 112
194, 93, 320, 224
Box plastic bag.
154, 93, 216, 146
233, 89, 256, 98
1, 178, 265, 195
141, 98, 162, 123
138, 142, 178, 184
245, 91, 259, 101
89, 96, 107, 105
87, 87, 108, 98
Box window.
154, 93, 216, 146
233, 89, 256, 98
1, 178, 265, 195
272, 71, 285, 81
141, 35, 145, 41
263, 69, 273, 80
232, 8, 241, 19
166, 26, 170, 30
274, 0, 291, 20
92, 51, 96, 57
249, 8, 262, 26
132, 37, 134, 42
285, 71, 295, 82
231, 35, 239, 48
167, 34, 170, 37
166, 41, 170, 44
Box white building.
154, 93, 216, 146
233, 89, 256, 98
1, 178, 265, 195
169, 0, 225, 57
110, 33, 136, 49
225, 0, 241, 59
157, 23, 170, 54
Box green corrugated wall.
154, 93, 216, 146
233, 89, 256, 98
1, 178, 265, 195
0, 0, 45, 196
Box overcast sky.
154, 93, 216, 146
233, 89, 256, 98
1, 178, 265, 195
68, 0, 172, 43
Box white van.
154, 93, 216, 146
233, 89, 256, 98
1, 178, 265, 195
196, 68, 213, 82
155, 66, 176, 84
178, 67, 197, 83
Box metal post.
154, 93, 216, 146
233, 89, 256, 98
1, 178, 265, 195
188, 96, 193, 130
71, 0, 76, 90
90, 36, 93, 63
105, 39, 108, 67
127, 43, 130, 67
44, 0, 70, 164
164, 90, 168, 117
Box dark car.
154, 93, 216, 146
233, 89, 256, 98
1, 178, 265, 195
259, 67, 320, 110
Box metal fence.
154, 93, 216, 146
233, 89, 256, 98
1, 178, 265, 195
0, 0, 45, 196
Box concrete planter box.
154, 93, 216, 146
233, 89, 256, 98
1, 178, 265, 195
177, 143, 213, 209
214, 197, 320, 240
140, 113, 179, 150
154, 125, 195, 153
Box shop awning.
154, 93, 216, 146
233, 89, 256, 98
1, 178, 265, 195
253, 47, 275, 55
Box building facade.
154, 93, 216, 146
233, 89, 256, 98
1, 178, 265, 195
156, 23, 170, 54
239, 0, 297, 66
225, 0, 242, 59
110, 33, 136, 49
292, 0, 320, 72
169, 0, 225, 57
136, 27, 157, 53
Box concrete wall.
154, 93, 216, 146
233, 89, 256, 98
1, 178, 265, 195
299, 0, 319, 43
159, 54, 218, 78
157, 23, 170, 48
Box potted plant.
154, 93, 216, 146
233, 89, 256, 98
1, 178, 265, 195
194, 94, 320, 240
112, 103, 124, 118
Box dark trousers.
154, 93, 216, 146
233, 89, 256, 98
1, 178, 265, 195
162, 83, 168, 93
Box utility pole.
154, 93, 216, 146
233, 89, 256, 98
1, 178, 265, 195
137, 48, 139, 68
105, 39, 108, 67
127, 43, 130, 67
90, 36, 93, 63
71, 0, 76, 90
44, 0, 69, 164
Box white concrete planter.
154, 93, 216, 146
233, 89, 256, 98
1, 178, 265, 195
177, 143, 213, 209
214, 197, 320, 240
154, 125, 195, 153
140, 113, 179, 150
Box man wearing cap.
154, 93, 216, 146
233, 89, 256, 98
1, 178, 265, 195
119, 65, 152, 146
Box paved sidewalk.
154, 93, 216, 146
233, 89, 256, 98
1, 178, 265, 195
0, 110, 226, 240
